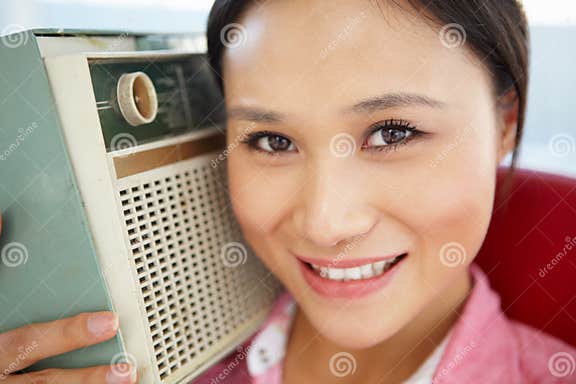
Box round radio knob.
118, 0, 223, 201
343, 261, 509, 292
116, 71, 158, 126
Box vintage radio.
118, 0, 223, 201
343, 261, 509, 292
0, 30, 283, 383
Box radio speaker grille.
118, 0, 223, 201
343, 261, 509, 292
117, 154, 283, 381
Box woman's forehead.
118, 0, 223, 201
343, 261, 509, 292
222, 0, 490, 114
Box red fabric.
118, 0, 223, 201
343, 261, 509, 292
475, 167, 576, 347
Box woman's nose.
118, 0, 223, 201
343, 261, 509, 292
296, 160, 378, 248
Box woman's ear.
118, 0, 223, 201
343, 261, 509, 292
496, 89, 519, 164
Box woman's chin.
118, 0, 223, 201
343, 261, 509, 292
307, 313, 405, 350
322, 328, 399, 350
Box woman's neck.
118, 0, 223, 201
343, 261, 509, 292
282, 269, 473, 384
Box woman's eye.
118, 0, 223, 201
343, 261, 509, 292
243, 132, 297, 154
362, 120, 421, 151
365, 127, 411, 146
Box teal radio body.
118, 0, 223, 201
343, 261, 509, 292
0, 30, 283, 383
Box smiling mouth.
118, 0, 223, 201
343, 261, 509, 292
303, 253, 408, 282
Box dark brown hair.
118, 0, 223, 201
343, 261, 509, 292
206, 0, 530, 177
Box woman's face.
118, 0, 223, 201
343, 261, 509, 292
222, 0, 516, 348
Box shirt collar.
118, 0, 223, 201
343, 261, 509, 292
432, 263, 520, 383
246, 291, 296, 377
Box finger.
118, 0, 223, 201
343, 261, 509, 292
0, 312, 118, 373
2, 364, 137, 384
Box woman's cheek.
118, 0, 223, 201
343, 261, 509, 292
229, 158, 291, 227
227, 156, 298, 275
402, 127, 497, 289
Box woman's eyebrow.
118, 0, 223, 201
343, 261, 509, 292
226, 107, 285, 123
226, 92, 447, 123
344, 92, 447, 114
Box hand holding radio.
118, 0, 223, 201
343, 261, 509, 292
0, 215, 137, 384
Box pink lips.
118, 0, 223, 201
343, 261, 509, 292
296, 253, 408, 299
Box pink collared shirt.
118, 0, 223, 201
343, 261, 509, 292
194, 264, 576, 383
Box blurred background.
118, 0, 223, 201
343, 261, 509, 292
0, 0, 575, 177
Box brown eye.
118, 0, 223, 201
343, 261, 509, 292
365, 126, 413, 147
252, 134, 296, 153
267, 135, 292, 151
361, 118, 425, 152
381, 128, 409, 144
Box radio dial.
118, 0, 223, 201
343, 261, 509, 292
116, 71, 158, 126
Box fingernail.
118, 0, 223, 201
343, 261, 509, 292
87, 312, 118, 337
106, 364, 137, 384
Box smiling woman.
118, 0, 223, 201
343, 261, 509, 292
198, 0, 576, 383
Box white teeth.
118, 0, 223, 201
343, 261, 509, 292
344, 267, 362, 280
328, 268, 345, 280
309, 255, 404, 281
373, 261, 386, 275
359, 264, 374, 279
